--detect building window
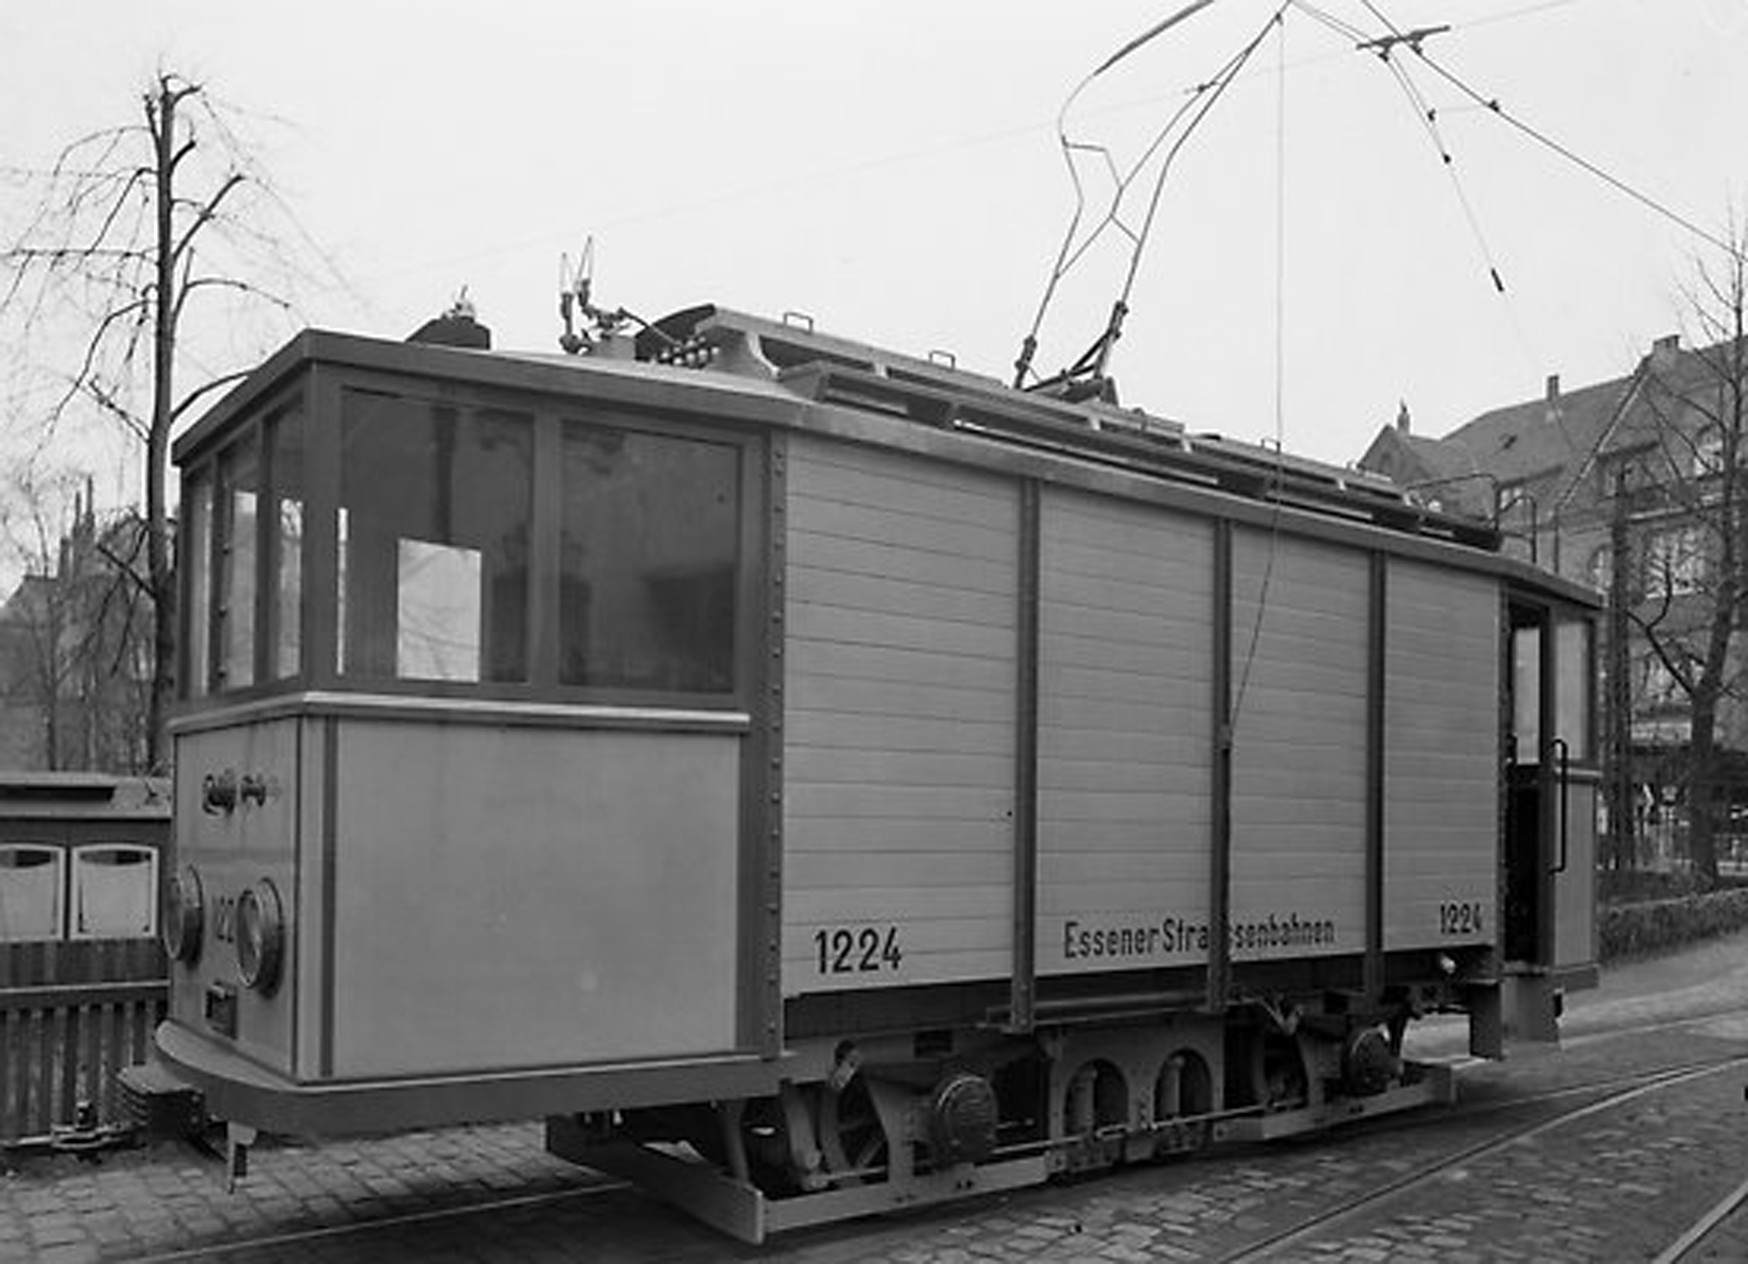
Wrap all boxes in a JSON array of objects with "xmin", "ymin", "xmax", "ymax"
[
  {"xmin": 1693, "ymin": 426, "xmax": 1726, "ymax": 476},
  {"xmin": 1640, "ymin": 655, "xmax": 1688, "ymax": 707},
  {"xmin": 1643, "ymin": 524, "xmax": 1703, "ymax": 596}
]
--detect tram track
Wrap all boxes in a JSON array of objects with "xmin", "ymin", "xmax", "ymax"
[
  {"xmin": 1220, "ymin": 1050, "xmax": 1748, "ymax": 1262},
  {"xmin": 95, "ymin": 1010, "xmax": 1748, "ymax": 1262},
  {"xmin": 114, "ymin": 1175, "xmax": 640, "ymax": 1263},
  {"xmin": 1652, "ymin": 1171, "xmax": 1748, "ymax": 1264}
]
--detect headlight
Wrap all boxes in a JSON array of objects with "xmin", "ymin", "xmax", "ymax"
[
  {"xmin": 235, "ymin": 879, "xmax": 285, "ymax": 995},
  {"xmin": 163, "ymin": 864, "xmax": 204, "ymax": 964}
]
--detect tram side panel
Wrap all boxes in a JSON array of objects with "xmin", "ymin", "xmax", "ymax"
[
  {"xmin": 1035, "ymin": 489, "xmax": 1214, "ymax": 975},
  {"xmin": 781, "ymin": 436, "xmax": 1018, "ymax": 993},
  {"xmin": 1382, "ymin": 561, "xmax": 1499, "ymax": 954},
  {"xmin": 1228, "ymin": 530, "xmax": 1368, "ymax": 962}
]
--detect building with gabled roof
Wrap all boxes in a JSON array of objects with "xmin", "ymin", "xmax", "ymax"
[{"xmin": 1358, "ymin": 332, "xmax": 1748, "ymax": 877}]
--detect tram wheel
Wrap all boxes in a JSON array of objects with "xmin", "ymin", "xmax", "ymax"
[{"xmin": 819, "ymin": 1078, "xmax": 889, "ymax": 1183}]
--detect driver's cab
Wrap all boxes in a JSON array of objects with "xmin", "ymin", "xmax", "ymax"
[{"xmin": 1502, "ymin": 594, "xmax": 1599, "ymax": 1040}]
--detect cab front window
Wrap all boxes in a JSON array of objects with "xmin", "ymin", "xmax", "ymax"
[{"xmin": 176, "ymin": 348, "xmax": 750, "ymax": 708}]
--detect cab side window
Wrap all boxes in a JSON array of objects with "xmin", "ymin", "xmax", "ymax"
[{"xmin": 558, "ymin": 421, "xmax": 740, "ymax": 693}]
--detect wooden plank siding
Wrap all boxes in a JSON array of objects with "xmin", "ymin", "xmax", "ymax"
[
  {"xmin": 1383, "ymin": 560, "xmax": 1500, "ymax": 950},
  {"xmin": 1035, "ymin": 490, "xmax": 1215, "ymax": 973},
  {"xmin": 782, "ymin": 437, "xmax": 1018, "ymax": 992},
  {"xmin": 1228, "ymin": 530, "xmax": 1369, "ymax": 959}
]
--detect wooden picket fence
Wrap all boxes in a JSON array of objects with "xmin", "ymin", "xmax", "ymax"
[{"xmin": 0, "ymin": 940, "xmax": 166, "ymax": 1145}]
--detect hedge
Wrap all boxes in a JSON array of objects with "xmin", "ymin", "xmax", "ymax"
[{"xmin": 1598, "ymin": 887, "xmax": 1748, "ymax": 962}]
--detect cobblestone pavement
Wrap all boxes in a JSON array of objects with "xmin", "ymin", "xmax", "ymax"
[{"xmin": 8, "ymin": 935, "xmax": 1748, "ymax": 1263}]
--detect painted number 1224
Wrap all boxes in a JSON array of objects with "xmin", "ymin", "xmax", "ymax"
[{"xmin": 813, "ymin": 926, "xmax": 903, "ymax": 975}]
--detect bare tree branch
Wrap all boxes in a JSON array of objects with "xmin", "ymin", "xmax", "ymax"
[
  {"xmin": 1, "ymin": 67, "xmax": 342, "ymax": 769},
  {"xmin": 170, "ymin": 367, "xmax": 252, "ymax": 422},
  {"xmin": 172, "ymin": 172, "xmax": 245, "ymax": 266},
  {"xmin": 84, "ymin": 378, "xmax": 149, "ymax": 442}
]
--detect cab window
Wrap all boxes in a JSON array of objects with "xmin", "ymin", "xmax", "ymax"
[
  {"xmin": 268, "ymin": 401, "xmax": 305, "ymax": 680},
  {"xmin": 214, "ymin": 437, "xmax": 260, "ymax": 690},
  {"xmin": 183, "ymin": 473, "xmax": 213, "ymax": 699},
  {"xmin": 338, "ymin": 390, "xmax": 532, "ymax": 684},
  {"xmin": 559, "ymin": 420, "xmax": 740, "ymax": 693}
]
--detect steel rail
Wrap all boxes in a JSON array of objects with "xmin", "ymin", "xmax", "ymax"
[
  {"xmin": 1219, "ymin": 1052, "xmax": 1748, "ymax": 1263},
  {"xmin": 115, "ymin": 1176, "xmax": 634, "ymax": 1263}
]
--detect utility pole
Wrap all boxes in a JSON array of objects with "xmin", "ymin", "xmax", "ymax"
[{"xmin": 1606, "ymin": 459, "xmax": 1635, "ymax": 871}]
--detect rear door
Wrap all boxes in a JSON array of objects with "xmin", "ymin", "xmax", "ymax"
[{"xmin": 1503, "ymin": 597, "xmax": 1598, "ymax": 1040}]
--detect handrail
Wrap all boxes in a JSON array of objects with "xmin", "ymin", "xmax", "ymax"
[{"xmin": 1549, "ymin": 736, "xmax": 1570, "ymax": 874}]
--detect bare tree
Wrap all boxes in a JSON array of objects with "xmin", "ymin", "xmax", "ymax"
[
  {"xmin": 1620, "ymin": 224, "xmax": 1748, "ymax": 885},
  {"xmin": 1, "ymin": 72, "xmax": 338, "ymax": 770}
]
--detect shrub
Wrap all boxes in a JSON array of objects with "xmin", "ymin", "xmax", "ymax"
[{"xmin": 1598, "ymin": 887, "xmax": 1748, "ymax": 962}]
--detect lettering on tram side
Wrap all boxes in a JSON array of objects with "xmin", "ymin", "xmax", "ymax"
[
  {"xmin": 813, "ymin": 925, "xmax": 904, "ymax": 976},
  {"xmin": 1062, "ymin": 916, "xmax": 1211, "ymax": 962},
  {"xmin": 1059, "ymin": 912, "xmax": 1342, "ymax": 962},
  {"xmin": 1438, "ymin": 899, "xmax": 1486, "ymax": 936},
  {"xmin": 1229, "ymin": 912, "xmax": 1339, "ymax": 953}
]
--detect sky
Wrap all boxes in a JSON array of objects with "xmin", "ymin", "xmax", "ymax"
[{"xmin": 1, "ymin": 0, "xmax": 1745, "ymax": 580}]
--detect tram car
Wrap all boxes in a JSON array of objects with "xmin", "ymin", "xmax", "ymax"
[{"xmin": 133, "ymin": 305, "xmax": 1599, "ymax": 1241}]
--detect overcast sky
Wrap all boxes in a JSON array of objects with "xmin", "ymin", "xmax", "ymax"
[{"xmin": 2, "ymin": 0, "xmax": 1745, "ymax": 555}]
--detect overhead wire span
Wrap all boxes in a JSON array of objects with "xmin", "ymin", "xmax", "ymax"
[
  {"xmin": 1379, "ymin": 39, "xmax": 1508, "ymax": 293},
  {"xmin": 1355, "ymin": 0, "xmax": 1729, "ymax": 255}
]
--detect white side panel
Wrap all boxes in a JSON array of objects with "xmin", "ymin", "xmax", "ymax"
[
  {"xmin": 1036, "ymin": 491, "xmax": 1214, "ymax": 974},
  {"xmin": 1229, "ymin": 532, "xmax": 1368, "ymax": 960},
  {"xmin": 782, "ymin": 437, "xmax": 1017, "ymax": 993},
  {"xmin": 1384, "ymin": 562, "xmax": 1500, "ymax": 951}
]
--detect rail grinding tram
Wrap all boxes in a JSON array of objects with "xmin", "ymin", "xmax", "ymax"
[{"xmin": 128, "ymin": 305, "xmax": 1600, "ymax": 1241}]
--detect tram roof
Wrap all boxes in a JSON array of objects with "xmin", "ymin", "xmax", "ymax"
[{"xmin": 175, "ymin": 308, "xmax": 1599, "ymax": 611}]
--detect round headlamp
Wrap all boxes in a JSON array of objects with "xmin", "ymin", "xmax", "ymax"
[
  {"xmin": 235, "ymin": 879, "xmax": 285, "ymax": 995},
  {"xmin": 162, "ymin": 864, "xmax": 205, "ymax": 964}
]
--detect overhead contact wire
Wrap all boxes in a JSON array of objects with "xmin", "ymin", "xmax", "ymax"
[
  {"xmin": 1377, "ymin": 50, "xmax": 1508, "ymax": 293},
  {"xmin": 1357, "ymin": 0, "xmax": 1727, "ymax": 254}
]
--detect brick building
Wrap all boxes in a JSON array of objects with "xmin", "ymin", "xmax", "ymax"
[{"xmin": 0, "ymin": 488, "xmax": 152, "ymax": 773}]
